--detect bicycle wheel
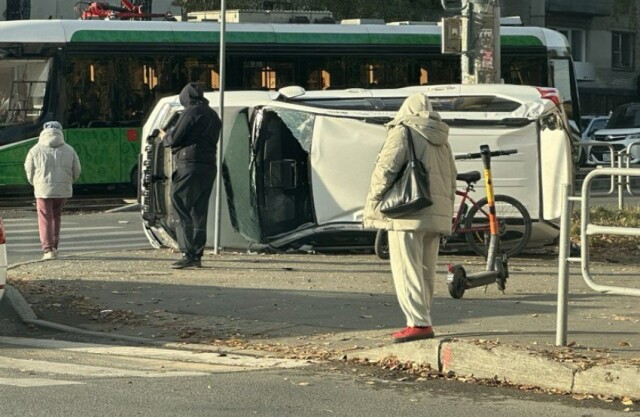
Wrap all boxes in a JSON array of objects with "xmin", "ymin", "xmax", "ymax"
[
  {"xmin": 463, "ymin": 194, "xmax": 532, "ymax": 258},
  {"xmin": 374, "ymin": 230, "xmax": 390, "ymax": 260}
]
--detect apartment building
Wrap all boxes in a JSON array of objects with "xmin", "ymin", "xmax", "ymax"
[{"xmin": 502, "ymin": 0, "xmax": 635, "ymax": 115}]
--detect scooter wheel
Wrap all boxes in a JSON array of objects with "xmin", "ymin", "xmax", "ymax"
[
  {"xmin": 374, "ymin": 230, "xmax": 390, "ymax": 260},
  {"xmin": 496, "ymin": 260, "xmax": 508, "ymax": 292},
  {"xmin": 447, "ymin": 264, "xmax": 466, "ymax": 299}
]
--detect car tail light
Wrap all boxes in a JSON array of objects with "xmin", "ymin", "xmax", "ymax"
[
  {"xmin": 536, "ymin": 87, "xmax": 562, "ymax": 107},
  {"xmin": 0, "ymin": 218, "xmax": 5, "ymax": 244}
]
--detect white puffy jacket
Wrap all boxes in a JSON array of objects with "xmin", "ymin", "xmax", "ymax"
[{"xmin": 24, "ymin": 127, "xmax": 81, "ymax": 198}]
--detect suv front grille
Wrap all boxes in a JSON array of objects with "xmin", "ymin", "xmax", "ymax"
[{"xmin": 593, "ymin": 134, "xmax": 627, "ymax": 142}]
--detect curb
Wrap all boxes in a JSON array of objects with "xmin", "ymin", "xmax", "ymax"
[
  {"xmin": 4, "ymin": 269, "xmax": 639, "ymax": 400},
  {"xmin": 5, "ymin": 283, "xmax": 162, "ymax": 345},
  {"xmin": 105, "ymin": 203, "xmax": 140, "ymax": 213},
  {"xmin": 357, "ymin": 339, "xmax": 639, "ymax": 400}
]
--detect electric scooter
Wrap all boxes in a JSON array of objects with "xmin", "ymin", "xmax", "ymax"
[{"xmin": 446, "ymin": 145, "xmax": 517, "ymax": 299}]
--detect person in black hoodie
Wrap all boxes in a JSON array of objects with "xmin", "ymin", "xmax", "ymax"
[{"xmin": 160, "ymin": 82, "xmax": 221, "ymax": 269}]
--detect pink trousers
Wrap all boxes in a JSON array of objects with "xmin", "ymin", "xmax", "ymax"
[{"xmin": 36, "ymin": 198, "xmax": 66, "ymax": 252}]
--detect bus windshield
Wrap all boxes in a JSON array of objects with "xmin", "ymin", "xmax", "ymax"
[
  {"xmin": 0, "ymin": 58, "xmax": 51, "ymax": 127},
  {"xmin": 550, "ymin": 58, "xmax": 576, "ymax": 122}
]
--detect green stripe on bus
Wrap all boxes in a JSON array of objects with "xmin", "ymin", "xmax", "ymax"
[
  {"xmin": 70, "ymin": 30, "xmax": 542, "ymax": 46},
  {"xmin": 71, "ymin": 30, "xmax": 176, "ymax": 43},
  {"xmin": 501, "ymin": 35, "xmax": 542, "ymax": 46},
  {"xmin": 275, "ymin": 32, "xmax": 372, "ymax": 44},
  {"xmin": 369, "ymin": 34, "xmax": 440, "ymax": 45}
]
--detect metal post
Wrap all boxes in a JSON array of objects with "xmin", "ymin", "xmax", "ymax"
[
  {"xmin": 555, "ymin": 183, "xmax": 572, "ymax": 346},
  {"xmin": 461, "ymin": 0, "xmax": 501, "ymax": 84},
  {"xmin": 213, "ymin": 0, "xmax": 226, "ymax": 255},
  {"xmin": 617, "ymin": 152, "xmax": 625, "ymax": 210},
  {"xmin": 493, "ymin": 1, "xmax": 501, "ymax": 83},
  {"xmin": 460, "ymin": 2, "xmax": 473, "ymax": 84}
]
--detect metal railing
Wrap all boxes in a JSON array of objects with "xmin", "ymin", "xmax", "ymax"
[
  {"xmin": 578, "ymin": 140, "xmax": 640, "ymax": 209},
  {"xmin": 556, "ymin": 169, "xmax": 640, "ymax": 346}
]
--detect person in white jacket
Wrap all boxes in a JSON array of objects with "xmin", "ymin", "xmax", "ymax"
[
  {"xmin": 24, "ymin": 121, "xmax": 81, "ymax": 260},
  {"xmin": 364, "ymin": 94, "xmax": 457, "ymax": 343}
]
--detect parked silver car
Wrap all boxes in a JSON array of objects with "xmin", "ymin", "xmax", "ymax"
[
  {"xmin": 580, "ymin": 115, "xmax": 609, "ymax": 166},
  {"xmin": 589, "ymin": 104, "xmax": 640, "ymax": 165}
]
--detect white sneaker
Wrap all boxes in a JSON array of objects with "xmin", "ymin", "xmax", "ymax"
[{"xmin": 42, "ymin": 251, "xmax": 57, "ymax": 260}]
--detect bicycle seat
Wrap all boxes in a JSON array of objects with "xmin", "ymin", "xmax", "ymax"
[{"xmin": 456, "ymin": 171, "xmax": 481, "ymax": 184}]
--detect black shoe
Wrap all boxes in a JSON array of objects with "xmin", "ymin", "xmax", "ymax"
[{"xmin": 171, "ymin": 255, "xmax": 201, "ymax": 269}]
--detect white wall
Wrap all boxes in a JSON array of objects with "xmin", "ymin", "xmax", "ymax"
[{"xmin": 2, "ymin": 0, "xmax": 180, "ymax": 20}]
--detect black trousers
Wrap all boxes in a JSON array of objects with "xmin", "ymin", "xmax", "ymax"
[{"xmin": 170, "ymin": 163, "xmax": 215, "ymax": 258}]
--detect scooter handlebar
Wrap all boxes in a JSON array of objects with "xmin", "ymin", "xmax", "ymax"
[{"xmin": 454, "ymin": 149, "xmax": 518, "ymax": 160}]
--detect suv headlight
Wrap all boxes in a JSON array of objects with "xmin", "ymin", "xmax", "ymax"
[{"xmin": 627, "ymin": 134, "xmax": 640, "ymax": 140}]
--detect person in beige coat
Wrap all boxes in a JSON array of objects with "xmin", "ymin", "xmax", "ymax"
[
  {"xmin": 364, "ymin": 94, "xmax": 457, "ymax": 343},
  {"xmin": 24, "ymin": 121, "xmax": 81, "ymax": 260}
]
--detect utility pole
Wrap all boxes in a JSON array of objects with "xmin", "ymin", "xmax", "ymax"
[{"xmin": 441, "ymin": 0, "xmax": 501, "ymax": 84}]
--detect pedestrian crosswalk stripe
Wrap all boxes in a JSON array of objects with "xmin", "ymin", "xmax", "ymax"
[
  {"xmin": 0, "ymin": 337, "xmax": 309, "ymax": 369},
  {"xmin": 0, "ymin": 378, "xmax": 84, "ymax": 387},
  {"xmin": 0, "ymin": 356, "xmax": 210, "ymax": 378}
]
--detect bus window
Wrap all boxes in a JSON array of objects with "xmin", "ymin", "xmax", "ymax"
[
  {"xmin": 65, "ymin": 57, "xmax": 114, "ymax": 127},
  {"xmin": 242, "ymin": 61, "xmax": 294, "ymax": 90},
  {"xmin": 0, "ymin": 58, "xmax": 51, "ymax": 127},
  {"xmin": 417, "ymin": 58, "xmax": 460, "ymax": 85},
  {"xmin": 550, "ymin": 58, "xmax": 574, "ymax": 121},
  {"xmin": 169, "ymin": 57, "xmax": 219, "ymax": 92},
  {"xmin": 306, "ymin": 68, "xmax": 331, "ymax": 90},
  {"xmin": 117, "ymin": 56, "xmax": 165, "ymax": 123},
  {"xmin": 366, "ymin": 58, "xmax": 426, "ymax": 88},
  {"xmin": 501, "ymin": 56, "xmax": 546, "ymax": 87}
]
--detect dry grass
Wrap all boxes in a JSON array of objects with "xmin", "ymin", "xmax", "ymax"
[{"xmin": 571, "ymin": 206, "xmax": 640, "ymax": 262}]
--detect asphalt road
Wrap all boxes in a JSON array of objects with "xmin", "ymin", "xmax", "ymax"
[{"xmin": 0, "ymin": 334, "xmax": 629, "ymax": 417}]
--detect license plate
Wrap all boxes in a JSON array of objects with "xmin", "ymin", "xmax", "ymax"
[{"xmin": 603, "ymin": 153, "xmax": 610, "ymax": 162}]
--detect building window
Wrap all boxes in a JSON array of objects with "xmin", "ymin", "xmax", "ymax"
[
  {"xmin": 555, "ymin": 28, "xmax": 586, "ymax": 62},
  {"xmin": 612, "ymin": 31, "xmax": 635, "ymax": 70}
]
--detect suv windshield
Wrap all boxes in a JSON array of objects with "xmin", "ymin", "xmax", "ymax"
[
  {"xmin": 295, "ymin": 95, "xmax": 521, "ymax": 113},
  {"xmin": 0, "ymin": 58, "xmax": 51, "ymax": 127},
  {"xmin": 607, "ymin": 104, "xmax": 640, "ymax": 129}
]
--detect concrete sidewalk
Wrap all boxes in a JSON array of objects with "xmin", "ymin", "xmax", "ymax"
[{"xmin": 4, "ymin": 248, "xmax": 640, "ymax": 400}]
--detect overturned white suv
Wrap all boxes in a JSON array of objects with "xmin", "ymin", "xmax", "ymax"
[{"xmin": 139, "ymin": 84, "xmax": 574, "ymax": 253}]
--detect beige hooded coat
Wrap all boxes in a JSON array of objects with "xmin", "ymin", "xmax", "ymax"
[{"xmin": 363, "ymin": 94, "xmax": 457, "ymax": 235}]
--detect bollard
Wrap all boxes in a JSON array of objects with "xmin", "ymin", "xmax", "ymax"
[{"xmin": 555, "ymin": 183, "xmax": 572, "ymax": 346}]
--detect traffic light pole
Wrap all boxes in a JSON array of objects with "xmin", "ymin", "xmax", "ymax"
[{"xmin": 458, "ymin": 0, "xmax": 501, "ymax": 84}]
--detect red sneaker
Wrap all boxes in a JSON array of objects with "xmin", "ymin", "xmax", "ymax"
[{"xmin": 392, "ymin": 326, "xmax": 435, "ymax": 343}]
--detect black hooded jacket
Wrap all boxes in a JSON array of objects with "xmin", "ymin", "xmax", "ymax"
[{"xmin": 163, "ymin": 83, "xmax": 221, "ymax": 167}]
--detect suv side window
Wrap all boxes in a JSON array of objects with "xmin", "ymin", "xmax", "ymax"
[{"xmin": 608, "ymin": 105, "xmax": 640, "ymax": 129}]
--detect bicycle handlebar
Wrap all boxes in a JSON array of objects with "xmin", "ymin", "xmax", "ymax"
[{"xmin": 454, "ymin": 149, "xmax": 518, "ymax": 160}]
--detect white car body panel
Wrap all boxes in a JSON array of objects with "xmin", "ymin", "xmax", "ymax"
[{"xmin": 140, "ymin": 84, "xmax": 573, "ymax": 252}]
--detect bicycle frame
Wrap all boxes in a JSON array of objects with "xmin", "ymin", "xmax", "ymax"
[{"xmin": 451, "ymin": 188, "xmax": 490, "ymax": 237}]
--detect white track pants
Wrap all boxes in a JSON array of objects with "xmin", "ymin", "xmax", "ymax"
[{"xmin": 388, "ymin": 230, "xmax": 440, "ymax": 327}]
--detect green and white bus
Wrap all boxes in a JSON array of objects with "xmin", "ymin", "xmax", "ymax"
[{"xmin": 0, "ymin": 19, "xmax": 580, "ymax": 191}]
